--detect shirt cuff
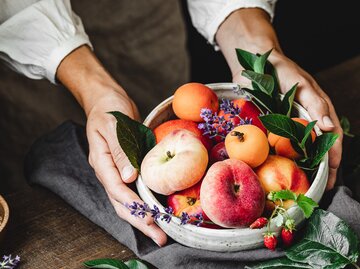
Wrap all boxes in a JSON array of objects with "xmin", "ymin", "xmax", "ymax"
[
  {"xmin": 45, "ymin": 34, "xmax": 93, "ymax": 84},
  {"xmin": 207, "ymin": 0, "xmax": 276, "ymax": 50}
]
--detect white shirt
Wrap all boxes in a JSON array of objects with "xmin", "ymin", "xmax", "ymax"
[{"xmin": 0, "ymin": 0, "xmax": 276, "ymax": 84}]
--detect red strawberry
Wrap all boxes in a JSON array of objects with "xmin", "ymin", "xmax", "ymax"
[
  {"xmin": 250, "ymin": 217, "xmax": 268, "ymax": 229},
  {"xmin": 264, "ymin": 233, "xmax": 277, "ymax": 251},
  {"xmin": 281, "ymin": 228, "xmax": 294, "ymax": 247}
]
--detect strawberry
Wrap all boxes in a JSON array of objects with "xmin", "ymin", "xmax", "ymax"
[
  {"xmin": 250, "ymin": 217, "xmax": 268, "ymax": 229},
  {"xmin": 281, "ymin": 228, "xmax": 294, "ymax": 247},
  {"xmin": 263, "ymin": 233, "xmax": 277, "ymax": 251}
]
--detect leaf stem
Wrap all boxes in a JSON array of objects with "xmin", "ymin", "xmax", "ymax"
[{"xmin": 353, "ymin": 263, "xmax": 360, "ymax": 269}]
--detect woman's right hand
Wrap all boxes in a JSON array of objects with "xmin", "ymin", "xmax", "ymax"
[{"xmin": 57, "ymin": 45, "xmax": 167, "ymax": 247}]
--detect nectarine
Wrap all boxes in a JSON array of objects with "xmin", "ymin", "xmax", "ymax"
[
  {"xmin": 218, "ymin": 98, "xmax": 266, "ymax": 134},
  {"xmin": 209, "ymin": 142, "xmax": 229, "ymax": 165},
  {"xmin": 172, "ymin": 83, "xmax": 219, "ymax": 122},
  {"xmin": 268, "ymin": 118, "xmax": 316, "ymax": 160},
  {"xmin": 225, "ymin": 125, "xmax": 269, "ymax": 168}
]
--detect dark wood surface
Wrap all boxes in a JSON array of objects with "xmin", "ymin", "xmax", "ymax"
[{"xmin": 1, "ymin": 55, "xmax": 359, "ymax": 268}]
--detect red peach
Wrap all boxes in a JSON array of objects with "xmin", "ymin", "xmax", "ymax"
[
  {"xmin": 154, "ymin": 119, "xmax": 212, "ymax": 151},
  {"xmin": 200, "ymin": 159, "xmax": 265, "ymax": 228},
  {"xmin": 255, "ymin": 155, "xmax": 310, "ymax": 209}
]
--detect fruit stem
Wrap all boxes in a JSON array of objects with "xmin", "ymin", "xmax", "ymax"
[
  {"xmin": 166, "ymin": 151, "xmax": 174, "ymax": 160},
  {"xmin": 231, "ymin": 131, "xmax": 245, "ymax": 142}
]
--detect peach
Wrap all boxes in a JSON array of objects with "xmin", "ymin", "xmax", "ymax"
[
  {"xmin": 218, "ymin": 98, "xmax": 266, "ymax": 134},
  {"xmin": 154, "ymin": 119, "xmax": 212, "ymax": 151},
  {"xmin": 172, "ymin": 83, "xmax": 219, "ymax": 122},
  {"xmin": 209, "ymin": 142, "xmax": 229, "ymax": 165},
  {"xmin": 200, "ymin": 159, "xmax": 265, "ymax": 228},
  {"xmin": 225, "ymin": 125, "xmax": 269, "ymax": 168},
  {"xmin": 167, "ymin": 181, "xmax": 216, "ymax": 228},
  {"xmin": 141, "ymin": 129, "xmax": 208, "ymax": 195},
  {"xmin": 268, "ymin": 118, "xmax": 316, "ymax": 160},
  {"xmin": 255, "ymin": 155, "xmax": 310, "ymax": 209}
]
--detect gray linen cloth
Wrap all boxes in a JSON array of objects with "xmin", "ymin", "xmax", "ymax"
[{"xmin": 24, "ymin": 121, "xmax": 360, "ymax": 269}]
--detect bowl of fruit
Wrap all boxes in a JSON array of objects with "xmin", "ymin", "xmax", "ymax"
[
  {"xmin": 133, "ymin": 80, "xmax": 333, "ymax": 252},
  {"xmin": 113, "ymin": 49, "xmax": 338, "ymax": 252}
]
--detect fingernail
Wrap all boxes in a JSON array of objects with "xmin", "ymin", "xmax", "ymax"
[
  {"xmin": 323, "ymin": 116, "xmax": 334, "ymax": 128},
  {"xmin": 121, "ymin": 165, "xmax": 134, "ymax": 181},
  {"xmin": 152, "ymin": 238, "xmax": 162, "ymax": 247}
]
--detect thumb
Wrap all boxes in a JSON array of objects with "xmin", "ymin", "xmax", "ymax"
[
  {"xmin": 297, "ymin": 90, "xmax": 334, "ymax": 132},
  {"xmin": 106, "ymin": 132, "xmax": 138, "ymax": 183}
]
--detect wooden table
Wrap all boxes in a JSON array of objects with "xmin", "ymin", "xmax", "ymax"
[{"xmin": 1, "ymin": 55, "xmax": 360, "ymax": 268}]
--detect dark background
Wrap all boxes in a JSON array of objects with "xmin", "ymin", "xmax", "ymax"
[{"xmin": 182, "ymin": 0, "xmax": 360, "ymax": 83}]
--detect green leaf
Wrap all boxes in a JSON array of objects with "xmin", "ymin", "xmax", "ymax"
[
  {"xmin": 286, "ymin": 209, "xmax": 360, "ymax": 269},
  {"xmin": 295, "ymin": 194, "xmax": 318, "ymax": 218},
  {"xmin": 245, "ymin": 257, "xmax": 314, "ymax": 269},
  {"xmin": 242, "ymin": 70, "xmax": 275, "ymax": 95},
  {"xmin": 300, "ymin": 121, "xmax": 317, "ymax": 148},
  {"xmin": 265, "ymin": 61, "xmax": 280, "ymax": 99},
  {"xmin": 340, "ymin": 116, "xmax": 355, "ymax": 137},
  {"xmin": 254, "ymin": 49, "xmax": 273, "ymax": 74},
  {"xmin": 109, "ymin": 111, "xmax": 156, "ymax": 171},
  {"xmin": 259, "ymin": 114, "xmax": 300, "ymax": 142},
  {"xmin": 242, "ymin": 87, "xmax": 275, "ymax": 113},
  {"xmin": 310, "ymin": 133, "xmax": 339, "ymax": 168},
  {"xmin": 124, "ymin": 260, "xmax": 148, "ymax": 269},
  {"xmin": 84, "ymin": 259, "xmax": 129, "ymax": 269},
  {"xmin": 273, "ymin": 190, "xmax": 297, "ymax": 201},
  {"xmin": 281, "ymin": 83, "xmax": 298, "ymax": 117},
  {"xmin": 236, "ymin": 48, "xmax": 258, "ymax": 70}
]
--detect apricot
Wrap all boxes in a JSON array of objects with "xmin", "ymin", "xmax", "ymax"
[
  {"xmin": 218, "ymin": 98, "xmax": 267, "ymax": 134},
  {"xmin": 154, "ymin": 119, "xmax": 212, "ymax": 151},
  {"xmin": 255, "ymin": 155, "xmax": 310, "ymax": 209},
  {"xmin": 225, "ymin": 125, "xmax": 269, "ymax": 168},
  {"xmin": 268, "ymin": 118, "xmax": 316, "ymax": 160},
  {"xmin": 172, "ymin": 83, "xmax": 219, "ymax": 122}
]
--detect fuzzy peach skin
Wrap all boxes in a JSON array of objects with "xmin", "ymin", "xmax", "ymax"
[
  {"xmin": 268, "ymin": 118, "xmax": 316, "ymax": 160},
  {"xmin": 200, "ymin": 159, "xmax": 265, "ymax": 228},
  {"xmin": 154, "ymin": 119, "xmax": 212, "ymax": 151},
  {"xmin": 172, "ymin": 83, "xmax": 219, "ymax": 122},
  {"xmin": 141, "ymin": 129, "xmax": 208, "ymax": 195},
  {"xmin": 255, "ymin": 155, "xmax": 310, "ymax": 209}
]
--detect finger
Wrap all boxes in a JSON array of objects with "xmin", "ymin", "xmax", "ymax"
[
  {"xmin": 326, "ymin": 168, "xmax": 337, "ymax": 190},
  {"xmin": 109, "ymin": 196, "xmax": 167, "ymax": 247},
  {"xmin": 296, "ymin": 85, "xmax": 334, "ymax": 132},
  {"xmin": 104, "ymin": 117, "xmax": 138, "ymax": 183}
]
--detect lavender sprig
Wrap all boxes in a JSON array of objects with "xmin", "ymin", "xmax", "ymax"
[
  {"xmin": 198, "ymin": 99, "xmax": 253, "ymax": 141},
  {"xmin": 0, "ymin": 255, "xmax": 20, "ymax": 269},
  {"xmin": 125, "ymin": 202, "xmax": 212, "ymax": 227}
]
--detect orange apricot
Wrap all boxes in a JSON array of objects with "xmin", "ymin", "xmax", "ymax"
[
  {"xmin": 172, "ymin": 83, "xmax": 219, "ymax": 122},
  {"xmin": 268, "ymin": 118, "xmax": 316, "ymax": 160},
  {"xmin": 225, "ymin": 125, "xmax": 269, "ymax": 168}
]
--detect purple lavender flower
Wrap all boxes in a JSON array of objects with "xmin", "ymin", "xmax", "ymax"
[
  {"xmin": 161, "ymin": 207, "xmax": 174, "ymax": 223},
  {"xmin": 1, "ymin": 255, "xmax": 20, "ymax": 269},
  {"xmin": 149, "ymin": 205, "xmax": 160, "ymax": 221},
  {"xmin": 192, "ymin": 213, "xmax": 204, "ymax": 227},
  {"xmin": 180, "ymin": 212, "xmax": 191, "ymax": 225}
]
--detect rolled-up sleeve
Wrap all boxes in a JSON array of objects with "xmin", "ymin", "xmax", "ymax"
[
  {"xmin": 187, "ymin": 0, "xmax": 277, "ymax": 49},
  {"xmin": 0, "ymin": 0, "xmax": 92, "ymax": 83}
]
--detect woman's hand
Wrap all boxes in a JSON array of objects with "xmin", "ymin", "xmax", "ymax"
[
  {"xmin": 216, "ymin": 8, "xmax": 343, "ymax": 189},
  {"xmin": 233, "ymin": 50, "xmax": 343, "ymax": 189},
  {"xmin": 57, "ymin": 45, "xmax": 167, "ymax": 246}
]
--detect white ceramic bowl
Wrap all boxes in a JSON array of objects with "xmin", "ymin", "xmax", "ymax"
[{"xmin": 136, "ymin": 83, "xmax": 328, "ymax": 252}]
